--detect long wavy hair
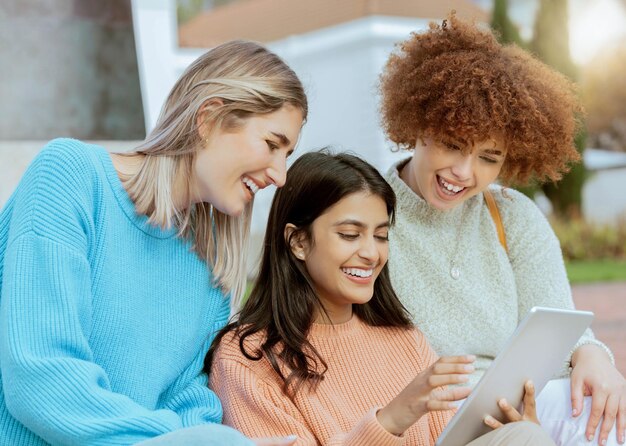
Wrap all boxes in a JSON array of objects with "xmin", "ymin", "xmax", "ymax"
[
  {"xmin": 121, "ymin": 40, "xmax": 307, "ymax": 307},
  {"xmin": 206, "ymin": 151, "xmax": 412, "ymax": 396}
]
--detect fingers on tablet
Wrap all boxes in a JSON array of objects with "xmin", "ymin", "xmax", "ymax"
[
  {"xmin": 438, "ymin": 355, "xmax": 476, "ymax": 364},
  {"xmin": 522, "ymin": 381, "xmax": 537, "ymax": 416},
  {"xmin": 498, "ymin": 398, "xmax": 522, "ymax": 422},
  {"xmin": 484, "ymin": 415, "xmax": 503, "ymax": 429},
  {"xmin": 432, "ymin": 358, "xmax": 475, "ymax": 375}
]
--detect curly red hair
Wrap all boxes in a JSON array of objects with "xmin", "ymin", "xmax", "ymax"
[{"xmin": 379, "ymin": 13, "xmax": 583, "ymax": 184}]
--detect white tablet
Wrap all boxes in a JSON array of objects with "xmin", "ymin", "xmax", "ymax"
[{"xmin": 435, "ymin": 306, "xmax": 593, "ymax": 446}]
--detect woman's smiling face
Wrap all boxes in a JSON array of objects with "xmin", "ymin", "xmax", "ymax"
[
  {"xmin": 191, "ymin": 104, "xmax": 304, "ymax": 216},
  {"xmin": 401, "ymin": 137, "xmax": 507, "ymax": 211},
  {"xmin": 294, "ymin": 191, "xmax": 390, "ymax": 324}
]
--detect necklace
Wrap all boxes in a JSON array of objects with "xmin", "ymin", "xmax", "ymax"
[{"xmin": 448, "ymin": 202, "xmax": 470, "ymax": 280}]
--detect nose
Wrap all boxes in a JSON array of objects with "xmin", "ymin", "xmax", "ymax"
[
  {"xmin": 450, "ymin": 153, "xmax": 473, "ymax": 181},
  {"xmin": 266, "ymin": 152, "xmax": 287, "ymax": 188},
  {"xmin": 358, "ymin": 237, "xmax": 379, "ymax": 263}
]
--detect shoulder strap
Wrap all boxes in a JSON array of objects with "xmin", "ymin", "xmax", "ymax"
[{"xmin": 483, "ymin": 189, "xmax": 508, "ymax": 254}]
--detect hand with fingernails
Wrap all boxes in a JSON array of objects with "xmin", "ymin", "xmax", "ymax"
[
  {"xmin": 483, "ymin": 380, "xmax": 539, "ymax": 430},
  {"xmin": 376, "ymin": 355, "xmax": 475, "ymax": 436},
  {"xmin": 570, "ymin": 344, "xmax": 626, "ymax": 445}
]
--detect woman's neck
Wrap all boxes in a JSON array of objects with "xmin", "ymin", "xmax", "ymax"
[
  {"xmin": 110, "ymin": 152, "xmax": 190, "ymax": 212},
  {"xmin": 110, "ymin": 152, "xmax": 144, "ymax": 179},
  {"xmin": 398, "ymin": 157, "xmax": 423, "ymax": 199},
  {"xmin": 313, "ymin": 304, "xmax": 353, "ymax": 325}
]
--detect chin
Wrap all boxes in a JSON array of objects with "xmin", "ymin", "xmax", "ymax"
[
  {"xmin": 214, "ymin": 201, "xmax": 246, "ymax": 217},
  {"xmin": 432, "ymin": 201, "xmax": 457, "ymax": 211},
  {"xmin": 427, "ymin": 193, "xmax": 461, "ymax": 211},
  {"xmin": 351, "ymin": 292, "xmax": 375, "ymax": 306},
  {"xmin": 226, "ymin": 206, "xmax": 246, "ymax": 217}
]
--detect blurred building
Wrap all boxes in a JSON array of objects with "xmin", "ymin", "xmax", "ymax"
[
  {"xmin": 178, "ymin": 0, "xmax": 487, "ymax": 47},
  {"xmin": 0, "ymin": 0, "xmax": 145, "ymax": 141},
  {"xmin": 583, "ymin": 149, "xmax": 626, "ymax": 225},
  {"xmin": 0, "ymin": 0, "xmax": 144, "ymax": 204}
]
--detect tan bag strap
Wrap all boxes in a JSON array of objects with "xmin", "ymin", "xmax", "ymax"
[{"xmin": 484, "ymin": 189, "xmax": 508, "ymax": 253}]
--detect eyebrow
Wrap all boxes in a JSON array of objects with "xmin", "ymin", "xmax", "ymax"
[
  {"xmin": 483, "ymin": 148, "xmax": 504, "ymax": 156},
  {"xmin": 270, "ymin": 132, "xmax": 291, "ymax": 146},
  {"xmin": 333, "ymin": 219, "xmax": 390, "ymax": 229}
]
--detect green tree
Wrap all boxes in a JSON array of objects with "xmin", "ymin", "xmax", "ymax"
[
  {"xmin": 490, "ymin": 0, "xmax": 524, "ymax": 46},
  {"xmin": 531, "ymin": 0, "xmax": 586, "ymax": 217},
  {"xmin": 490, "ymin": 0, "xmax": 539, "ymax": 199},
  {"xmin": 581, "ymin": 42, "xmax": 626, "ymax": 152},
  {"xmin": 490, "ymin": 0, "xmax": 586, "ymax": 216}
]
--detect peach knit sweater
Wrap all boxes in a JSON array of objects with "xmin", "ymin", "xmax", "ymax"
[{"xmin": 210, "ymin": 316, "xmax": 454, "ymax": 446}]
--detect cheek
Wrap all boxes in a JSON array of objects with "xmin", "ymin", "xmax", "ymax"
[
  {"xmin": 413, "ymin": 152, "xmax": 431, "ymax": 173},
  {"xmin": 473, "ymin": 161, "xmax": 501, "ymax": 184},
  {"xmin": 247, "ymin": 149, "xmax": 274, "ymax": 172},
  {"xmin": 485, "ymin": 164, "xmax": 504, "ymax": 183},
  {"xmin": 303, "ymin": 250, "xmax": 331, "ymax": 278},
  {"xmin": 379, "ymin": 245, "xmax": 389, "ymax": 268}
]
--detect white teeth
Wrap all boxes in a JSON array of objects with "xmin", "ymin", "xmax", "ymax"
[
  {"xmin": 242, "ymin": 176, "xmax": 259, "ymax": 195},
  {"xmin": 439, "ymin": 177, "xmax": 465, "ymax": 194},
  {"xmin": 341, "ymin": 268, "xmax": 374, "ymax": 278}
]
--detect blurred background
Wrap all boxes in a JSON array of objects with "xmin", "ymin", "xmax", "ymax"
[{"xmin": 1, "ymin": 0, "xmax": 624, "ymax": 372}]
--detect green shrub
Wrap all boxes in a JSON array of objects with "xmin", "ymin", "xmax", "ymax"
[
  {"xmin": 566, "ymin": 259, "xmax": 626, "ymax": 283},
  {"xmin": 551, "ymin": 217, "xmax": 626, "ymax": 261}
]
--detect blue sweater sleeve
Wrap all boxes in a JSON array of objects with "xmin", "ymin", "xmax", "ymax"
[
  {"xmin": 0, "ymin": 140, "xmax": 249, "ymax": 445},
  {"xmin": 159, "ymin": 336, "xmax": 224, "ymax": 427}
]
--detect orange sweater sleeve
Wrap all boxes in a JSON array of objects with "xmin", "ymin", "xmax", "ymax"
[
  {"xmin": 414, "ymin": 329, "xmax": 456, "ymax": 444},
  {"xmin": 211, "ymin": 357, "xmax": 406, "ymax": 446}
]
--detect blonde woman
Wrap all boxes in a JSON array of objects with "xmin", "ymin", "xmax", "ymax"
[{"xmin": 0, "ymin": 41, "xmax": 306, "ymax": 446}]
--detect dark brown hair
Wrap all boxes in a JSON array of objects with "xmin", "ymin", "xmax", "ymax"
[
  {"xmin": 380, "ymin": 13, "xmax": 583, "ymax": 185},
  {"xmin": 205, "ymin": 151, "xmax": 412, "ymax": 396}
]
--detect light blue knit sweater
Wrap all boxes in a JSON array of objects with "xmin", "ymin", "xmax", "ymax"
[{"xmin": 0, "ymin": 139, "xmax": 250, "ymax": 445}]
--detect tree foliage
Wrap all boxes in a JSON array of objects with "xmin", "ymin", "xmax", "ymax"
[
  {"xmin": 581, "ymin": 42, "xmax": 626, "ymax": 152},
  {"xmin": 490, "ymin": 0, "xmax": 525, "ymax": 46},
  {"xmin": 530, "ymin": 0, "xmax": 577, "ymax": 79},
  {"xmin": 531, "ymin": 0, "xmax": 586, "ymax": 217},
  {"xmin": 490, "ymin": 0, "xmax": 586, "ymax": 217}
]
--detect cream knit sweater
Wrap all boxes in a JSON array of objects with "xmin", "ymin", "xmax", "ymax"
[
  {"xmin": 210, "ymin": 316, "xmax": 454, "ymax": 446},
  {"xmin": 385, "ymin": 159, "xmax": 611, "ymax": 387}
]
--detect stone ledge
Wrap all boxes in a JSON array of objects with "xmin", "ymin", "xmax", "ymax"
[{"xmin": 0, "ymin": 140, "xmax": 141, "ymax": 206}]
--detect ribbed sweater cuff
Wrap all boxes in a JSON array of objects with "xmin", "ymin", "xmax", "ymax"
[
  {"xmin": 344, "ymin": 408, "xmax": 405, "ymax": 446},
  {"xmin": 569, "ymin": 339, "xmax": 615, "ymax": 367}
]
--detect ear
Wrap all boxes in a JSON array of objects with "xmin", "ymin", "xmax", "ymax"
[
  {"xmin": 196, "ymin": 98, "xmax": 225, "ymax": 140},
  {"xmin": 284, "ymin": 223, "xmax": 308, "ymax": 260}
]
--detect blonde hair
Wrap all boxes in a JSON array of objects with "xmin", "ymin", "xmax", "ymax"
[{"xmin": 123, "ymin": 40, "xmax": 307, "ymax": 309}]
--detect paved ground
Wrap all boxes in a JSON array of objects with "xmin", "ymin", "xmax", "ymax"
[{"xmin": 571, "ymin": 282, "xmax": 626, "ymax": 374}]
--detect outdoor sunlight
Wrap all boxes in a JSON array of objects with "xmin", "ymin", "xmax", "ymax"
[{"xmin": 569, "ymin": 0, "xmax": 626, "ymax": 65}]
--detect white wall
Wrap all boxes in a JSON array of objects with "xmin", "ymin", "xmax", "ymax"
[
  {"xmin": 583, "ymin": 169, "xmax": 626, "ymax": 225},
  {"xmin": 267, "ymin": 16, "xmax": 429, "ymax": 170}
]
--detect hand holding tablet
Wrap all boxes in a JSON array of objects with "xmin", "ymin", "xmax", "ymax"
[
  {"xmin": 483, "ymin": 380, "xmax": 540, "ymax": 429},
  {"xmin": 376, "ymin": 355, "xmax": 476, "ymax": 436},
  {"xmin": 435, "ymin": 307, "xmax": 594, "ymax": 446}
]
